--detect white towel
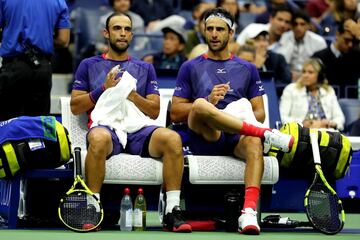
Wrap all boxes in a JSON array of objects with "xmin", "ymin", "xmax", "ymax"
[
  {"xmin": 90, "ymin": 71, "xmax": 153, "ymax": 148},
  {"xmin": 221, "ymin": 98, "xmax": 265, "ymax": 127}
]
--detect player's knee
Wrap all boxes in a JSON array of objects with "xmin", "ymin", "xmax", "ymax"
[
  {"xmin": 162, "ymin": 130, "xmax": 182, "ymax": 154},
  {"xmin": 87, "ymin": 128, "xmax": 112, "ymax": 150},
  {"xmin": 192, "ymin": 98, "xmax": 211, "ymax": 116},
  {"xmin": 244, "ymin": 137, "xmax": 263, "ymax": 154}
]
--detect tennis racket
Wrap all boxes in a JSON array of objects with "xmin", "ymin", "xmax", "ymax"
[
  {"xmin": 58, "ymin": 147, "xmax": 104, "ymax": 232},
  {"xmin": 304, "ymin": 131, "xmax": 345, "ymax": 234}
]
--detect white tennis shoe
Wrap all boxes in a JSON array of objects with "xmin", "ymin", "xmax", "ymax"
[
  {"xmin": 238, "ymin": 208, "xmax": 260, "ymax": 235},
  {"xmin": 263, "ymin": 129, "xmax": 294, "ymax": 153}
]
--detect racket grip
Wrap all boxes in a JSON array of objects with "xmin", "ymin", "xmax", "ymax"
[{"xmin": 74, "ymin": 147, "xmax": 82, "ymax": 175}]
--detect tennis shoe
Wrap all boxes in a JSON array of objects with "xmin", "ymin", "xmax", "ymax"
[
  {"xmin": 163, "ymin": 206, "xmax": 192, "ymax": 232},
  {"xmin": 263, "ymin": 129, "xmax": 294, "ymax": 153},
  {"xmin": 238, "ymin": 208, "xmax": 260, "ymax": 235},
  {"xmin": 82, "ymin": 204, "xmax": 98, "ymax": 230}
]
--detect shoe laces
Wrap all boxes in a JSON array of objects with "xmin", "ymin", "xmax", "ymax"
[{"xmin": 241, "ymin": 208, "xmax": 257, "ymax": 216}]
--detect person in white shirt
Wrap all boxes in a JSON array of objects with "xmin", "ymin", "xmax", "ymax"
[
  {"xmin": 276, "ymin": 10, "xmax": 327, "ymax": 80},
  {"xmin": 236, "ymin": 5, "xmax": 293, "ymax": 50},
  {"xmin": 280, "ymin": 58, "xmax": 345, "ymax": 130}
]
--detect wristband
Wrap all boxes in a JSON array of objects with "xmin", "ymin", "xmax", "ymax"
[{"xmin": 89, "ymin": 84, "xmax": 105, "ymax": 103}]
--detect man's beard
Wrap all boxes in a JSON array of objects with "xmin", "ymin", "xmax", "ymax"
[
  {"xmin": 206, "ymin": 37, "xmax": 229, "ymax": 52},
  {"xmin": 109, "ymin": 39, "xmax": 129, "ymax": 53}
]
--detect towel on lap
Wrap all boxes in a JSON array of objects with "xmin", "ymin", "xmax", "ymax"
[{"xmin": 90, "ymin": 71, "xmax": 154, "ymax": 148}]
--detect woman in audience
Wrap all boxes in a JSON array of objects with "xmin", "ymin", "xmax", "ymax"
[{"xmin": 280, "ymin": 58, "xmax": 345, "ymax": 130}]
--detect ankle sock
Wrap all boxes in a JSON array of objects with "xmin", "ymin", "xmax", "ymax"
[
  {"xmin": 240, "ymin": 121, "xmax": 271, "ymax": 138},
  {"xmin": 165, "ymin": 190, "xmax": 181, "ymax": 214}
]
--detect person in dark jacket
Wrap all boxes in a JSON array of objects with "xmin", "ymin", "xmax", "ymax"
[
  {"xmin": 312, "ymin": 20, "xmax": 360, "ymax": 98},
  {"xmin": 143, "ymin": 26, "xmax": 187, "ymax": 75}
]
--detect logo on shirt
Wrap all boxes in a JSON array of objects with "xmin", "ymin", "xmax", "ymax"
[
  {"xmin": 175, "ymin": 86, "xmax": 182, "ymax": 91},
  {"xmin": 216, "ymin": 68, "xmax": 226, "ymax": 74},
  {"xmin": 259, "ymin": 85, "xmax": 264, "ymax": 91}
]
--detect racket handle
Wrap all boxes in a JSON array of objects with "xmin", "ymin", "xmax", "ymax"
[
  {"xmin": 310, "ymin": 131, "xmax": 321, "ymax": 165},
  {"xmin": 74, "ymin": 147, "xmax": 82, "ymax": 175}
]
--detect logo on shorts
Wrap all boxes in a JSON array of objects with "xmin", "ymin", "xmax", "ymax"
[{"xmin": 259, "ymin": 85, "xmax": 264, "ymax": 91}]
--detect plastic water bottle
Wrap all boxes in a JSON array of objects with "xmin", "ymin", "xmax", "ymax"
[
  {"xmin": 119, "ymin": 187, "xmax": 133, "ymax": 231},
  {"xmin": 133, "ymin": 188, "xmax": 147, "ymax": 231}
]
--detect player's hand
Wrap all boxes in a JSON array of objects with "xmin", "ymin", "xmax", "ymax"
[
  {"xmin": 104, "ymin": 65, "xmax": 121, "ymax": 89},
  {"xmin": 207, "ymin": 84, "xmax": 230, "ymax": 105}
]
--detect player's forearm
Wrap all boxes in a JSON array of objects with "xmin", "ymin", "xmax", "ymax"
[
  {"xmin": 127, "ymin": 91, "xmax": 160, "ymax": 119},
  {"xmin": 70, "ymin": 92, "xmax": 95, "ymax": 115},
  {"xmin": 170, "ymin": 102, "xmax": 193, "ymax": 123}
]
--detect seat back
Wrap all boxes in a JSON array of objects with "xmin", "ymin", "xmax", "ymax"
[
  {"xmin": 262, "ymin": 78, "xmax": 281, "ymax": 129},
  {"xmin": 338, "ymin": 98, "xmax": 360, "ymax": 131}
]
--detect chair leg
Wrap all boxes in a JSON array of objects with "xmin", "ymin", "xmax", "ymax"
[{"xmin": 7, "ymin": 175, "xmax": 21, "ymax": 229}]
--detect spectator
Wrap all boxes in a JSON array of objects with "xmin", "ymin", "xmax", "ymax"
[
  {"xmin": 96, "ymin": 0, "xmax": 145, "ymax": 54},
  {"xmin": 319, "ymin": 0, "xmax": 360, "ymax": 39},
  {"xmin": 130, "ymin": 0, "xmax": 185, "ymax": 33},
  {"xmin": 216, "ymin": 0, "xmax": 244, "ymax": 34},
  {"xmin": 70, "ymin": 12, "xmax": 191, "ymax": 232},
  {"xmin": 255, "ymin": 0, "xmax": 298, "ymax": 24},
  {"xmin": 170, "ymin": 8, "xmax": 294, "ymax": 235},
  {"xmin": 242, "ymin": 27, "xmax": 292, "ymax": 84},
  {"xmin": 312, "ymin": 20, "xmax": 360, "ymax": 98},
  {"xmin": 187, "ymin": 43, "xmax": 208, "ymax": 59},
  {"xmin": 183, "ymin": 2, "xmax": 213, "ymax": 30},
  {"xmin": 238, "ymin": 0, "xmax": 267, "ymax": 14},
  {"xmin": 184, "ymin": 9, "xmax": 208, "ymax": 57},
  {"xmin": 276, "ymin": 10, "xmax": 327, "ymax": 80},
  {"xmin": 237, "ymin": 43, "xmax": 257, "ymax": 63},
  {"xmin": 142, "ymin": 26, "xmax": 187, "ymax": 74},
  {"xmin": 305, "ymin": 0, "xmax": 331, "ymax": 21},
  {"xmin": 280, "ymin": 58, "xmax": 345, "ymax": 130},
  {"xmin": 237, "ymin": 4, "xmax": 293, "ymax": 50},
  {"xmin": 0, "ymin": 0, "xmax": 71, "ymax": 121}
]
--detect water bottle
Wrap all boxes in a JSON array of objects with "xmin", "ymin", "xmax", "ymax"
[
  {"xmin": 119, "ymin": 187, "xmax": 133, "ymax": 231},
  {"xmin": 224, "ymin": 191, "xmax": 241, "ymax": 232},
  {"xmin": 133, "ymin": 188, "xmax": 147, "ymax": 231}
]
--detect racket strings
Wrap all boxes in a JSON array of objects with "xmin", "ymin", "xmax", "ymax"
[
  {"xmin": 307, "ymin": 183, "xmax": 341, "ymax": 232},
  {"xmin": 60, "ymin": 191, "xmax": 102, "ymax": 230}
]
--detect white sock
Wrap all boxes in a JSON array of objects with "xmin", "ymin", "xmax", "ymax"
[
  {"xmin": 87, "ymin": 193, "xmax": 100, "ymax": 212},
  {"xmin": 165, "ymin": 190, "xmax": 180, "ymax": 214}
]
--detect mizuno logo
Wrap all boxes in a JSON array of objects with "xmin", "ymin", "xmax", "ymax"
[{"xmin": 217, "ymin": 68, "xmax": 226, "ymax": 73}]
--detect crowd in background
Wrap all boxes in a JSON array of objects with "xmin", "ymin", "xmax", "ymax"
[{"xmin": 33, "ymin": 0, "xmax": 360, "ymax": 133}]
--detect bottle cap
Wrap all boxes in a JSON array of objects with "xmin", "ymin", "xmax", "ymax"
[
  {"xmin": 138, "ymin": 188, "xmax": 143, "ymax": 194},
  {"xmin": 124, "ymin": 187, "xmax": 130, "ymax": 194}
]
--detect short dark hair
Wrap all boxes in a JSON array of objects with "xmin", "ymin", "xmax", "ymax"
[
  {"xmin": 105, "ymin": 12, "xmax": 132, "ymax": 30},
  {"xmin": 271, "ymin": 4, "xmax": 293, "ymax": 18},
  {"xmin": 204, "ymin": 7, "xmax": 235, "ymax": 31},
  {"xmin": 292, "ymin": 10, "xmax": 310, "ymax": 25},
  {"xmin": 108, "ymin": 0, "xmax": 132, "ymax": 7}
]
